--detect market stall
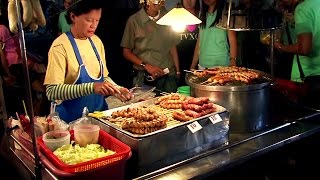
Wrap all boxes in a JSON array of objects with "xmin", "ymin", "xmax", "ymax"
[{"xmin": 4, "ymin": 0, "xmax": 320, "ymax": 179}]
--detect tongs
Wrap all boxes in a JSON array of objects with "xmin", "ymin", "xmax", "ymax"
[{"xmin": 183, "ymin": 69, "xmax": 204, "ymax": 73}]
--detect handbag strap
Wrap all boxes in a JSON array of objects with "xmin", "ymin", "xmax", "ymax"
[{"xmin": 285, "ymin": 21, "xmax": 305, "ymax": 80}]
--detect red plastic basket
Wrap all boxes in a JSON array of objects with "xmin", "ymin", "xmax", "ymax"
[{"xmin": 37, "ymin": 130, "xmax": 131, "ymax": 174}]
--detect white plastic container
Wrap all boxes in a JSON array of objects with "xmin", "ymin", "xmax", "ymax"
[
  {"xmin": 42, "ymin": 130, "xmax": 70, "ymax": 151},
  {"xmin": 73, "ymin": 124, "xmax": 100, "ymax": 147}
]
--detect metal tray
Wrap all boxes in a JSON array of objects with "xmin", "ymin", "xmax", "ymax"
[
  {"xmin": 93, "ymin": 97, "xmax": 230, "ymax": 176},
  {"xmin": 97, "ymin": 97, "xmax": 227, "ymax": 138}
]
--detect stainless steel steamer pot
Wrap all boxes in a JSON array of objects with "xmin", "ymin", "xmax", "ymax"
[{"xmin": 186, "ymin": 70, "xmax": 272, "ymax": 133}]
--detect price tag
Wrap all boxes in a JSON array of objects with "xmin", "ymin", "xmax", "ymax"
[
  {"xmin": 209, "ymin": 114, "xmax": 223, "ymax": 124},
  {"xmin": 187, "ymin": 121, "xmax": 202, "ymax": 133}
]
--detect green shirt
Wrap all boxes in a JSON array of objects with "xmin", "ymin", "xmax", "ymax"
[
  {"xmin": 120, "ymin": 8, "xmax": 179, "ymax": 75},
  {"xmin": 291, "ymin": 0, "xmax": 320, "ymax": 81},
  {"xmin": 58, "ymin": 11, "xmax": 71, "ymax": 33},
  {"xmin": 199, "ymin": 11, "xmax": 229, "ymax": 68}
]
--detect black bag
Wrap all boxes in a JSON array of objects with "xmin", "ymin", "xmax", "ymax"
[
  {"xmin": 274, "ymin": 22, "xmax": 307, "ymax": 104},
  {"xmin": 275, "ymin": 22, "xmax": 320, "ymax": 108}
]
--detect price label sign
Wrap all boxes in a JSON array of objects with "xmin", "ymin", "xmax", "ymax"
[
  {"xmin": 187, "ymin": 121, "xmax": 202, "ymax": 133},
  {"xmin": 209, "ymin": 114, "xmax": 223, "ymax": 125}
]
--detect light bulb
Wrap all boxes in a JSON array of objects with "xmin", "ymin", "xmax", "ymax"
[{"xmin": 172, "ymin": 24, "xmax": 185, "ymax": 32}]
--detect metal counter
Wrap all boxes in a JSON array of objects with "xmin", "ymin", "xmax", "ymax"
[
  {"xmin": 134, "ymin": 105, "xmax": 320, "ymax": 180},
  {"xmin": 2, "ymin": 93, "xmax": 320, "ymax": 180}
]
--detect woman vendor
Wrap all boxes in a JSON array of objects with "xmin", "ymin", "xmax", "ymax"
[{"xmin": 44, "ymin": 0, "xmax": 132, "ymax": 122}]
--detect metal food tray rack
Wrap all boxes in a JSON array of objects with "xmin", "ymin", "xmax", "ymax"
[{"xmin": 93, "ymin": 97, "xmax": 230, "ymax": 177}]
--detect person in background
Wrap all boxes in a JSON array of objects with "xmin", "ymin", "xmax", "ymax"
[
  {"xmin": 0, "ymin": 16, "xmax": 21, "ymax": 86},
  {"xmin": 270, "ymin": 0, "xmax": 299, "ymax": 79},
  {"xmin": 177, "ymin": 0, "xmax": 201, "ymax": 86},
  {"xmin": 190, "ymin": 0, "xmax": 237, "ymax": 70},
  {"xmin": 121, "ymin": 0, "xmax": 180, "ymax": 93},
  {"xmin": 58, "ymin": 0, "xmax": 72, "ymax": 35},
  {"xmin": 0, "ymin": 16, "xmax": 26, "ymax": 116},
  {"xmin": 274, "ymin": 0, "xmax": 320, "ymax": 109},
  {"xmin": 44, "ymin": 0, "xmax": 132, "ymax": 123}
]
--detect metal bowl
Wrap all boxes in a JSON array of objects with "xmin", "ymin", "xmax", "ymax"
[{"xmin": 186, "ymin": 69, "xmax": 273, "ymax": 133}]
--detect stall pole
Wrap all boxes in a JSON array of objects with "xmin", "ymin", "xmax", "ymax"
[
  {"xmin": 270, "ymin": 30, "xmax": 275, "ymax": 78},
  {"xmin": 14, "ymin": 0, "xmax": 42, "ymax": 179},
  {"xmin": 226, "ymin": 0, "xmax": 232, "ymax": 29}
]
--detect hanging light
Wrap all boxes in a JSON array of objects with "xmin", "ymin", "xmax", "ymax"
[{"xmin": 156, "ymin": 3, "xmax": 202, "ymax": 32}]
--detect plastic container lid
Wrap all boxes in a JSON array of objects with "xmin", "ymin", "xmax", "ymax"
[
  {"xmin": 73, "ymin": 124, "xmax": 100, "ymax": 132},
  {"xmin": 42, "ymin": 130, "xmax": 70, "ymax": 151}
]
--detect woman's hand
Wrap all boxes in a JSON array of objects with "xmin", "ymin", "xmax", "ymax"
[
  {"xmin": 3, "ymin": 75, "xmax": 16, "ymax": 87},
  {"xmin": 274, "ymin": 42, "xmax": 283, "ymax": 51},
  {"xmin": 176, "ymin": 71, "xmax": 181, "ymax": 79},
  {"xmin": 93, "ymin": 82, "xmax": 121, "ymax": 96},
  {"xmin": 230, "ymin": 60, "xmax": 237, "ymax": 67},
  {"xmin": 115, "ymin": 88, "xmax": 134, "ymax": 102},
  {"xmin": 229, "ymin": 58, "xmax": 237, "ymax": 66}
]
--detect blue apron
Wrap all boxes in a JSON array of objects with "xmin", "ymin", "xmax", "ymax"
[{"xmin": 56, "ymin": 32, "xmax": 108, "ymax": 123}]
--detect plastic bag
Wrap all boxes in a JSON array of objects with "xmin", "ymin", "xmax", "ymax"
[
  {"xmin": 48, "ymin": 112, "xmax": 69, "ymax": 131},
  {"xmin": 68, "ymin": 107, "xmax": 95, "ymax": 130},
  {"xmin": 34, "ymin": 113, "xmax": 69, "ymax": 135}
]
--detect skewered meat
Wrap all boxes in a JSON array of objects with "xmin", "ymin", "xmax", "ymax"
[
  {"xmin": 155, "ymin": 93, "xmax": 183, "ymax": 104},
  {"xmin": 172, "ymin": 111, "xmax": 193, "ymax": 122},
  {"xmin": 193, "ymin": 67, "xmax": 262, "ymax": 85},
  {"xmin": 185, "ymin": 109, "xmax": 202, "ymax": 118},
  {"xmin": 160, "ymin": 101, "xmax": 182, "ymax": 109},
  {"xmin": 187, "ymin": 97, "xmax": 209, "ymax": 105},
  {"xmin": 121, "ymin": 114, "xmax": 168, "ymax": 135},
  {"xmin": 182, "ymin": 102, "xmax": 214, "ymax": 112},
  {"xmin": 111, "ymin": 107, "xmax": 160, "ymax": 121},
  {"xmin": 156, "ymin": 93, "xmax": 185, "ymax": 109},
  {"xmin": 124, "ymin": 125, "xmax": 166, "ymax": 135}
]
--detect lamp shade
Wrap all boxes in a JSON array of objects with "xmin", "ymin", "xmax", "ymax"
[{"xmin": 156, "ymin": 7, "xmax": 202, "ymax": 26}]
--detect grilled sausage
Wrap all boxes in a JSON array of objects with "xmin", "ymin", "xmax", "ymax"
[
  {"xmin": 8, "ymin": 0, "xmax": 18, "ymax": 33},
  {"xmin": 21, "ymin": 0, "xmax": 32, "ymax": 27},
  {"xmin": 172, "ymin": 111, "xmax": 193, "ymax": 122},
  {"xmin": 187, "ymin": 97, "xmax": 209, "ymax": 105},
  {"xmin": 31, "ymin": 0, "xmax": 46, "ymax": 26}
]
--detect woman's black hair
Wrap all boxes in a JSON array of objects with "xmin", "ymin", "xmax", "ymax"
[
  {"xmin": 181, "ymin": 0, "xmax": 201, "ymax": 15},
  {"xmin": 65, "ymin": 0, "xmax": 103, "ymax": 24},
  {"xmin": 199, "ymin": 0, "xmax": 225, "ymax": 28}
]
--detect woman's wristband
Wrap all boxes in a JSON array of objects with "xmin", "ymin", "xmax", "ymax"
[
  {"xmin": 230, "ymin": 57, "xmax": 237, "ymax": 61},
  {"xmin": 176, "ymin": 71, "xmax": 181, "ymax": 75},
  {"xmin": 140, "ymin": 62, "xmax": 146, "ymax": 69}
]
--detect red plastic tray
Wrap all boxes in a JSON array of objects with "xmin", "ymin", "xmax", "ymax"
[{"xmin": 37, "ymin": 130, "xmax": 131, "ymax": 174}]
